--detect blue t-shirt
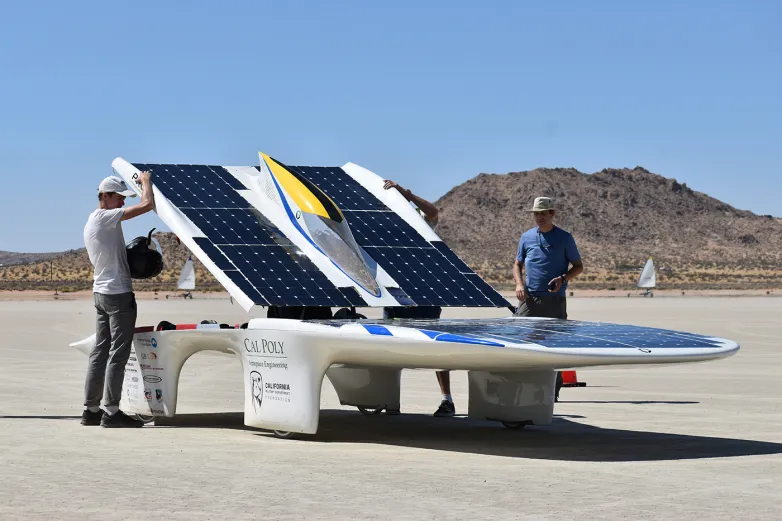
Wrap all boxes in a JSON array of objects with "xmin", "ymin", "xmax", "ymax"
[{"xmin": 516, "ymin": 226, "xmax": 581, "ymax": 297}]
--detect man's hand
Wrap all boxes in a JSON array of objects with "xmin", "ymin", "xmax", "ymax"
[
  {"xmin": 136, "ymin": 171, "xmax": 151, "ymax": 185},
  {"xmin": 383, "ymin": 179, "xmax": 410, "ymax": 198},
  {"xmin": 122, "ymin": 171, "xmax": 154, "ymax": 221},
  {"xmin": 515, "ymin": 284, "xmax": 529, "ymax": 302},
  {"xmin": 548, "ymin": 276, "xmax": 565, "ymax": 293}
]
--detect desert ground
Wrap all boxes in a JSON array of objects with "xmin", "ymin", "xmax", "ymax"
[{"xmin": 1, "ymin": 295, "xmax": 780, "ymax": 520}]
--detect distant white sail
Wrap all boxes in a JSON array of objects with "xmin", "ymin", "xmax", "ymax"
[
  {"xmin": 177, "ymin": 257, "xmax": 196, "ymax": 290},
  {"xmin": 637, "ymin": 257, "xmax": 656, "ymax": 289}
]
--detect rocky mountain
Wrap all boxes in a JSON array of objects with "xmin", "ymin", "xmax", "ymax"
[
  {"xmin": 434, "ymin": 166, "xmax": 782, "ymax": 288},
  {"xmin": 0, "ymin": 251, "xmax": 67, "ymax": 266}
]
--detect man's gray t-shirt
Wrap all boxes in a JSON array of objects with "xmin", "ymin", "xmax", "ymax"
[{"xmin": 84, "ymin": 208, "xmax": 132, "ymax": 295}]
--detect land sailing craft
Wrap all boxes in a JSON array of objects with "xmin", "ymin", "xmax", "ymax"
[
  {"xmin": 70, "ymin": 153, "xmax": 739, "ymax": 438},
  {"xmin": 637, "ymin": 257, "xmax": 656, "ymax": 297},
  {"xmin": 167, "ymin": 256, "xmax": 195, "ymax": 299}
]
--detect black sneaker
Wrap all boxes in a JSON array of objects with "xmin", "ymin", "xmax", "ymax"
[
  {"xmin": 433, "ymin": 400, "xmax": 455, "ymax": 417},
  {"xmin": 100, "ymin": 410, "xmax": 144, "ymax": 428},
  {"xmin": 80, "ymin": 409, "xmax": 103, "ymax": 426}
]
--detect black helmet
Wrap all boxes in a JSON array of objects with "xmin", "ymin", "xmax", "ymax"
[{"xmin": 126, "ymin": 228, "xmax": 164, "ymax": 279}]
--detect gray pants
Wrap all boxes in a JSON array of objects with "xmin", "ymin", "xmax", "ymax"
[
  {"xmin": 514, "ymin": 294, "xmax": 567, "ymax": 319},
  {"xmin": 84, "ymin": 292, "xmax": 137, "ymax": 408}
]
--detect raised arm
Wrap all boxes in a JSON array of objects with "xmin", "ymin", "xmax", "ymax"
[
  {"xmin": 383, "ymin": 180, "xmax": 439, "ymax": 222},
  {"xmin": 122, "ymin": 171, "xmax": 155, "ymax": 221}
]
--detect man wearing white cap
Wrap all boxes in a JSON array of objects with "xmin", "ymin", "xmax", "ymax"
[
  {"xmin": 513, "ymin": 197, "xmax": 583, "ymax": 398},
  {"xmin": 81, "ymin": 172, "xmax": 155, "ymax": 427}
]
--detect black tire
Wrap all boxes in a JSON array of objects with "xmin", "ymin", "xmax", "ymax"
[
  {"xmin": 273, "ymin": 430, "xmax": 295, "ymax": 439},
  {"xmin": 133, "ymin": 414, "xmax": 156, "ymax": 424},
  {"xmin": 501, "ymin": 421, "xmax": 527, "ymax": 430},
  {"xmin": 358, "ymin": 406, "xmax": 384, "ymax": 416}
]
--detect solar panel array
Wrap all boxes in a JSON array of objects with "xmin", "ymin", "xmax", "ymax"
[
  {"xmin": 276, "ymin": 163, "xmax": 508, "ymax": 307},
  {"xmin": 133, "ymin": 163, "xmax": 366, "ymax": 307},
  {"xmin": 421, "ymin": 319, "xmax": 724, "ymax": 348},
  {"xmin": 318, "ymin": 319, "xmax": 725, "ymax": 349},
  {"xmin": 135, "ymin": 160, "xmax": 507, "ymax": 308}
]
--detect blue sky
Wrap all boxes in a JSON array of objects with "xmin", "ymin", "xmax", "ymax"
[{"xmin": 1, "ymin": 1, "xmax": 779, "ymax": 252}]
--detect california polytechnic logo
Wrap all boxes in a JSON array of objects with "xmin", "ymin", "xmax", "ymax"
[{"xmin": 250, "ymin": 371, "xmax": 263, "ymax": 412}]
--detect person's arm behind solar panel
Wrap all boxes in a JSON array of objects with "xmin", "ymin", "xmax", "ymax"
[
  {"xmin": 122, "ymin": 171, "xmax": 155, "ymax": 221},
  {"xmin": 382, "ymin": 180, "xmax": 439, "ymax": 224}
]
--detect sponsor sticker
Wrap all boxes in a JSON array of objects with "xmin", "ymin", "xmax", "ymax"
[{"xmin": 264, "ymin": 380, "xmax": 292, "ymax": 403}]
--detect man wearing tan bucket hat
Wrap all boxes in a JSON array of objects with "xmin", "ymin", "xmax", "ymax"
[{"xmin": 513, "ymin": 196, "xmax": 584, "ymax": 397}]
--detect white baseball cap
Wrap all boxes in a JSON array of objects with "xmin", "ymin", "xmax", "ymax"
[{"xmin": 98, "ymin": 176, "xmax": 136, "ymax": 197}]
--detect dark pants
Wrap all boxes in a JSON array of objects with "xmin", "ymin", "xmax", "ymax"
[
  {"xmin": 84, "ymin": 292, "xmax": 137, "ymax": 408},
  {"xmin": 514, "ymin": 294, "xmax": 567, "ymax": 399},
  {"xmin": 266, "ymin": 306, "xmax": 333, "ymax": 319},
  {"xmin": 382, "ymin": 306, "xmax": 442, "ymax": 319},
  {"xmin": 514, "ymin": 294, "xmax": 567, "ymax": 320}
]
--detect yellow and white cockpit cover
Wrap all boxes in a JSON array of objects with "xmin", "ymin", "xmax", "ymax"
[{"xmin": 257, "ymin": 153, "xmax": 381, "ymax": 297}]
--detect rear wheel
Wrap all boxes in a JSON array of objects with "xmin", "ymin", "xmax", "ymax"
[
  {"xmin": 273, "ymin": 430, "xmax": 295, "ymax": 439},
  {"xmin": 358, "ymin": 406, "xmax": 384, "ymax": 416},
  {"xmin": 501, "ymin": 421, "xmax": 527, "ymax": 430}
]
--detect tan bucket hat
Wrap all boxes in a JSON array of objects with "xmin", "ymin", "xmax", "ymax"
[{"xmin": 526, "ymin": 197, "xmax": 555, "ymax": 212}]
